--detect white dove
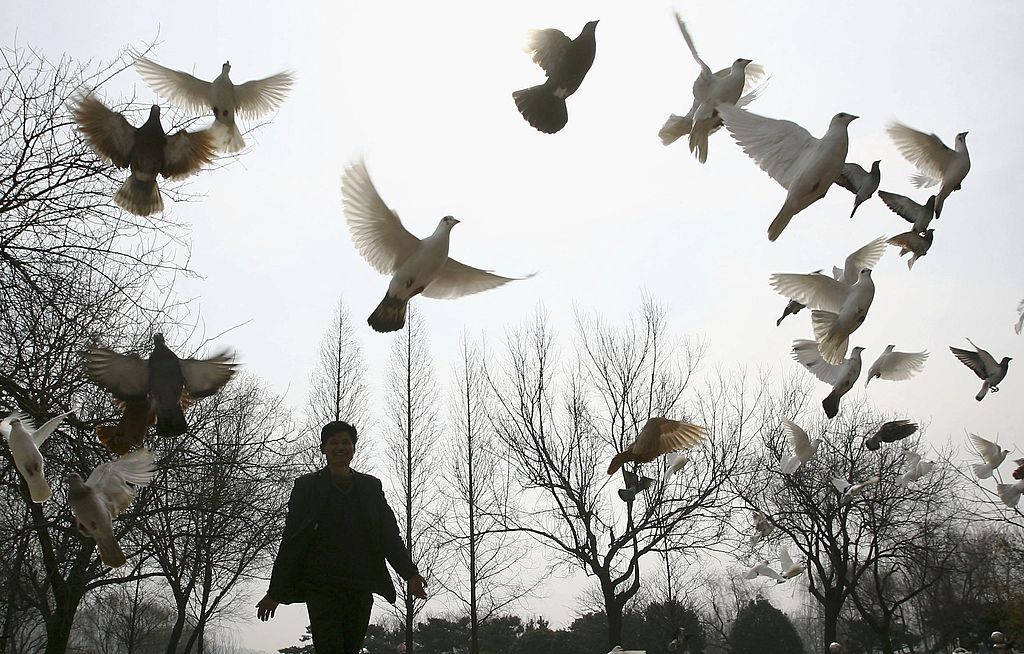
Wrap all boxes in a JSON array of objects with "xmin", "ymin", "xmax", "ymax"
[
  {"xmin": 997, "ymin": 480, "xmax": 1024, "ymax": 508},
  {"xmin": 134, "ymin": 57, "xmax": 294, "ymax": 153},
  {"xmin": 750, "ymin": 510, "xmax": 774, "ymax": 545},
  {"xmin": 887, "ymin": 229, "xmax": 935, "ymax": 270},
  {"xmin": 878, "ymin": 191, "xmax": 936, "ymax": 233},
  {"xmin": 743, "ymin": 560, "xmax": 785, "ymax": 582},
  {"xmin": 659, "ymin": 13, "xmax": 765, "ymax": 163},
  {"xmin": 1, "ymin": 411, "xmax": 70, "ymax": 503},
  {"xmin": 779, "ymin": 418, "xmax": 820, "ymax": 475},
  {"xmin": 663, "ymin": 453, "xmax": 690, "ymax": 483},
  {"xmin": 779, "ymin": 544, "xmax": 805, "ymax": 579},
  {"xmin": 832, "ymin": 476, "xmax": 879, "ymax": 505},
  {"xmin": 830, "ymin": 236, "xmax": 889, "ymax": 287},
  {"xmin": 67, "ymin": 448, "xmax": 157, "ymax": 568},
  {"xmin": 791, "ymin": 340, "xmax": 864, "ymax": 419},
  {"xmin": 969, "ymin": 433, "xmax": 1009, "ymax": 480},
  {"xmin": 887, "ymin": 121, "xmax": 969, "ymax": 218},
  {"xmin": 865, "ymin": 345, "xmax": 928, "ymax": 386},
  {"xmin": 1015, "ymin": 299, "xmax": 1024, "ymax": 335},
  {"xmin": 896, "ymin": 451, "xmax": 935, "ymax": 487},
  {"xmin": 717, "ymin": 105, "xmax": 857, "ymax": 241},
  {"xmin": 835, "ymin": 161, "xmax": 880, "ymax": 218},
  {"xmin": 771, "ymin": 268, "xmax": 875, "ymax": 364},
  {"xmin": 341, "ymin": 161, "xmax": 531, "ymax": 333}
]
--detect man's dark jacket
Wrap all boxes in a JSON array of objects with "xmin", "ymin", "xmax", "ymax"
[{"xmin": 267, "ymin": 468, "xmax": 418, "ymax": 605}]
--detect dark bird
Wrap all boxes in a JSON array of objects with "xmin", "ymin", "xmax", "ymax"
[
  {"xmin": 1012, "ymin": 458, "xmax": 1024, "ymax": 481},
  {"xmin": 887, "ymin": 229, "xmax": 934, "ymax": 270},
  {"xmin": 835, "ymin": 161, "xmax": 880, "ymax": 218},
  {"xmin": 863, "ymin": 419, "xmax": 918, "ymax": 451},
  {"xmin": 878, "ymin": 191, "xmax": 936, "ymax": 233},
  {"xmin": 82, "ymin": 334, "xmax": 237, "ymax": 436},
  {"xmin": 72, "ymin": 96, "xmax": 217, "ymax": 216},
  {"xmin": 95, "ymin": 397, "xmax": 158, "ymax": 455},
  {"xmin": 617, "ymin": 468, "xmax": 655, "ymax": 504},
  {"xmin": 513, "ymin": 20, "xmax": 598, "ymax": 134},
  {"xmin": 776, "ymin": 299, "xmax": 806, "ymax": 327},
  {"xmin": 950, "ymin": 339, "xmax": 1012, "ymax": 401}
]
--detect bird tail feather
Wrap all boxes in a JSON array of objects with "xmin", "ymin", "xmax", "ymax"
[
  {"xmin": 513, "ymin": 85, "xmax": 568, "ymax": 134},
  {"xmin": 822, "ymin": 391, "xmax": 841, "ymax": 419},
  {"xmin": 26, "ymin": 475, "xmax": 52, "ymax": 503},
  {"xmin": 688, "ymin": 119, "xmax": 714, "ymax": 164},
  {"xmin": 210, "ymin": 120, "xmax": 245, "ymax": 153},
  {"xmin": 97, "ymin": 535, "xmax": 127, "ymax": 568},
  {"xmin": 659, "ymin": 114, "xmax": 692, "ymax": 145},
  {"xmin": 368, "ymin": 294, "xmax": 408, "ymax": 333},
  {"xmin": 768, "ymin": 208, "xmax": 794, "ymax": 242},
  {"xmin": 811, "ymin": 311, "xmax": 848, "ymax": 365},
  {"xmin": 115, "ymin": 175, "xmax": 163, "ymax": 216},
  {"xmin": 155, "ymin": 401, "xmax": 188, "ymax": 437},
  {"xmin": 976, "ymin": 383, "xmax": 990, "ymax": 402}
]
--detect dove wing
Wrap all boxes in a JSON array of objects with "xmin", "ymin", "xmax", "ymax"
[
  {"xmin": 903, "ymin": 451, "xmax": 922, "ymax": 471},
  {"xmin": 841, "ymin": 237, "xmax": 888, "ymax": 285},
  {"xmin": 134, "ymin": 57, "xmax": 212, "ymax": 114},
  {"xmin": 887, "ymin": 231, "xmax": 922, "ymax": 250},
  {"xmin": 179, "ymin": 352, "xmax": 237, "ymax": 398},
  {"xmin": 966, "ymin": 339, "xmax": 999, "ymax": 373},
  {"xmin": 779, "ymin": 545, "xmax": 794, "ymax": 571},
  {"xmin": 72, "ymin": 96, "xmax": 136, "ymax": 168},
  {"xmin": 32, "ymin": 413, "xmax": 69, "ymax": 448},
  {"xmin": 835, "ymin": 163, "xmax": 867, "ymax": 194},
  {"xmin": 792, "ymin": 340, "xmax": 843, "ymax": 385},
  {"xmin": 887, "ymin": 121, "xmax": 954, "ymax": 182},
  {"xmin": 877, "ymin": 191, "xmax": 923, "ymax": 224},
  {"xmin": 525, "ymin": 29, "xmax": 572, "ymax": 75},
  {"xmin": 743, "ymin": 63, "xmax": 766, "ymax": 92},
  {"xmin": 673, "ymin": 13, "xmax": 712, "ymax": 77},
  {"xmin": 770, "ymin": 273, "xmax": 849, "ymax": 313},
  {"xmin": 832, "ymin": 478, "xmax": 850, "ymax": 493},
  {"xmin": 162, "ymin": 129, "xmax": 217, "ymax": 180},
  {"xmin": 1016, "ymin": 299, "xmax": 1024, "ymax": 335},
  {"xmin": 89, "ymin": 449, "xmax": 156, "ymax": 516},
  {"xmin": 654, "ymin": 419, "xmax": 706, "ymax": 454},
  {"xmin": 950, "ymin": 347, "xmax": 989, "ymax": 379},
  {"xmin": 233, "ymin": 71, "xmax": 295, "ymax": 120},
  {"xmin": 82, "ymin": 348, "xmax": 150, "ymax": 399},
  {"xmin": 341, "ymin": 161, "xmax": 421, "ymax": 276},
  {"xmin": 421, "ymin": 258, "xmax": 530, "ymax": 300},
  {"xmin": 876, "ymin": 350, "xmax": 928, "ymax": 381},
  {"xmin": 782, "ymin": 418, "xmax": 812, "ymax": 459},
  {"xmin": 876, "ymin": 420, "xmax": 918, "ymax": 443},
  {"xmin": 717, "ymin": 104, "xmax": 818, "ymax": 189},
  {"xmin": 621, "ymin": 468, "xmax": 638, "ymax": 489},
  {"xmin": 969, "ymin": 433, "xmax": 1001, "ymax": 462}
]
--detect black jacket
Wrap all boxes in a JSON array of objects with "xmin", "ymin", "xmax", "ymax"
[{"xmin": 267, "ymin": 468, "xmax": 418, "ymax": 604}]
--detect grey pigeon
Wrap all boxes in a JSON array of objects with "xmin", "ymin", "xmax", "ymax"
[
  {"xmin": 792, "ymin": 339, "xmax": 864, "ymax": 419},
  {"xmin": 513, "ymin": 21, "xmax": 599, "ymax": 134},
  {"xmin": 950, "ymin": 339, "xmax": 1011, "ymax": 401},
  {"xmin": 1, "ymin": 411, "xmax": 70, "ymax": 503},
  {"xmin": 887, "ymin": 229, "xmax": 934, "ymax": 270},
  {"xmin": 717, "ymin": 105, "xmax": 857, "ymax": 241},
  {"xmin": 618, "ymin": 468, "xmax": 655, "ymax": 504},
  {"xmin": 81, "ymin": 334, "xmax": 237, "ymax": 436},
  {"xmin": 835, "ymin": 161, "xmax": 880, "ymax": 217},
  {"xmin": 341, "ymin": 161, "xmax": 532, "ymax": 333},
  {"xmin": 887, "ymin": 121, "xmax": 970, "ymax": 218},
  {"xmin": 865, "ymin": 345, "xmax": 928, "ymax": 386},
  {"xmin": 72, "ymin": 96, "xmax": 217, "ymax": 216},
  {"xmin": 776, "ymin": 299, "xmax": 806, "ymax": 327},
  {"xmin": 863, "ymin": 419, "xmax": 918, "ymax": 451},
  {"xmin": 878, "ymin": 191, "xmax": 936, "ymax": 233}
]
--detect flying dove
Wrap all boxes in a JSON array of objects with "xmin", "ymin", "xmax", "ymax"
[
  {"xmin": 791, "ymin": 339, "xmax": 864, "ymax": 419},
  {"xmin": 1015, "ymin": 299, "xmax": 1023, "ymax": 335},
  {"xmin": 887, "ymin": 229, "xmax": 934, "ymax": 270},
  {"xmin": 832, "ymin": 476, "xmax": 879, "ymax": 505},
  {"xmin": 863, "ymin": 420, "xmax": 918, "ymax": 451},
  {"xmin": 778, "ymin": 544, "xmax": 805, "ymax": 579},
  {"xmin": 887, "ymin": 121, "xmax": 969, "ymax": 219},
  {"xmin": 750, "ymin": 510, "xmax": 774, "ymax": 545},
  {"xmin": 134, "ymin": 58, "xmax": 294, "ymax": 153},
  {"xmin": 865, "ymin": 345, "xmax": 928, "ymax": 386},
  {"xmin": 67, "ymin": 448, "xmax": 156, "ymax": 568},
  {"xmin": 663, "ymin": 453, "xmax": 690, "ymax": 483},
  {"xmin": 95, "ymin": 397, "xmax": 158, "ymax": 455},
  {"xmin": 717, "ymin": 105, "xmax": 857, "ymax": 241},
  {"xmin": 896, "ymin": 450, "xmax": 935, "ymax": 487},
  {"xmin": 658, "ymin": 13, "xmax": 764, "ymax": 163},
  {"xmin": 1013, "ymin": 458, "xmax": 1024, "ymax": 481},
  {"xmin": 969, "ymin": 433, "xmax": 1009, "ymax": 479},
  {"xmin": 513, "ymin": 21, "xmax": 598, "ymax": 134},
  {"xmin": 878, "ymin": 191, "xmax": 936, "ymax": 233},
  {"xmin": 618, "ymin": 468, "xmax": 655, "ymax": 504},
  {"xmin": 81, "ymin": 334, "xmax": 236, "ymax": 437},
  {"xmin": 607, "ymin": 417, "xmax": 706, "ymax": 475},
  {"xmin": 997, "ymin": 481, "xmax": 1024, "ymax": 508},
  {"xmin": 776, "ymin": 299, "xmax": 806, "ymax": 327},
  {"xmin": 742, "ymin": 560, "xmax": 785, "ymax": 582},
  {"xmin": 950, "ymin": 339, "xmax": 1012, "ymax": 401},
  {"xmin": 835, "ymin": 161, "xmax": 880, "ymax": 218},
  {"xmin": 341, "ymin": 161, "xmax": 531, "ymax": 333},
  {"xmin": 1, "ymin": 411, "xmax": 70, "ymax": 503},
  {"xmin": 779, "ymin": 418, "xmax": 820, "ymax": 475},
  {"xmin": 771, "ymin": 269, "xmax": 875, "ymax": 364}
]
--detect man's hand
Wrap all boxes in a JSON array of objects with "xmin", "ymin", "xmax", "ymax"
[
  {"xmin": 256, "ymin": 594, "xmax": 279, "ymax": 621},
  {"xmin": 408, "ymin": 574, "xmax": 428, "ymax": 600}
]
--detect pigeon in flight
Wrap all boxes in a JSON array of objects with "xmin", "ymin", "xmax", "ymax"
[
  {"xmin": 67, "ymin": 448, "xmax": 156, "ymax": 568},
  {"xmin": 771, "ymin": 269, "xmax": 875, "ymax": 364},
  {"xmin": 618, "ymin": 468, "xmax": 655, "ymax": 504},
  {"xmin": 750, "ymin": 510, "xmax": 774, "ymax": 545},
  {"xmin": 658, "ymin": 13, "xmax": 764, "ymax": 163},
  {"xmin": 887, "ymin": 121, "xmax": 969, "ymax": 218},
  {"xmin": 878, "ymin": 191, "xmax": 936, "ymax": 233},
  {"xmin": 997, "ymin": 480, "xmax": 1024, "ymax": 508},
  {"xmin": 513, "ymin": 21, "xmax": 598, "ymax": 134},
  {"xmin": 896, "ymin": 450, "xmax": 935, "ymax": 487},
  {"xmin": 134, "ymin": 58, "xmax": 294, "ymax": 153},
  {"xmin": 778, "ymin": 544, "xmax": 805, "ymax": 579},
  {"xmin": 717, "ymin": 105, "xmax": 857, "ymax": 241},
  {"xmin": 341, "ymin": 161, "xmax": 531, "ymax": 333},
  {"xmin": 779, "ymin": 418, "xmax": 820, "ymax": 475},
  {"xmin": 663, "ymin": 453, "xmax": 690, "ymax": 483},
  {"xmin": 832, "ymin": 476, "xmax": 879, "ymax": 505},
  {"xmin": 95, "ymin": 398, "xmax": 158, "ymax": 455},
  {"xmin": 791, "ymin": 339, "xmax": 865, "ymax": 419},
  {"xmin": 743, "ymin": 560, "xmax": 785, "ymax": 582},
  {"xmin": 1015, "ymin": 300, "xmax": 1024, "ymax": 335},
  {"xmin": 863, "ymin": 420, "xmax": 918, "ymax": 451},
  {"xmin": 865, "ymin": 345, "xmax": 928, "ymax": 386},
  {"xmin": 969, "ymin": 433, "xmax": 1009, "ymax": 480},
  {"xmin": 82, "ymin": 334, "xmax": 236, "ymax": 437},
  {"xmin": 1013, "ymin": 458, "xmax": 1024, "ymax": 481},
  {"xmin": 887, "ymin": 229, "xmax": 934, "ymax": 270},
  {"xmin": 607, "ymin": 417, "xmax": 706, "ymax": 475},
  {"xmin": 835, "ymin": 161, "xmax": 880, "ymax": 218},
  {"xmin": 72, "ymin": 96, "xmax": 217, "ymax": 216},
  {"xmin": 1, "ymin": 411, "xmax": 70, "ymax": 503},
  {"xmin": 950, "ymin": 339, "xmax": 1011, "ymax": 401},
  {"xmin": 776, "ymin": 299, "xmax": 806, "ymax": 327}
]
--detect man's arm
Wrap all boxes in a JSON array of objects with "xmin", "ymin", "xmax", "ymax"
[
  {"xmin": 374, "ymin": 480, "xmax": 420, "ymax": 582},
  {"xmin": 266, "ymin": 477, "xmax": 310, "ymax": 601}
]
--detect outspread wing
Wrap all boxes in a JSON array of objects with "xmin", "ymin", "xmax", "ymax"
[
  {"xmin": 770, "ymin": 272, "xmax": 850, "ymax": 313},
  {"xmin": 233, "ymin": 71, "xmax": 295, "ymax": 120},
  {"xmin": 525, "ymin": 29, "xmax": 572, "ymax": 75},
  {"xmin": 87, "ymin": 448, "xmax": 156, "ymax": 517},
  {"xmin": 72, "ymin": 95, "xmax": 136, "ymax": 168},
  {"xmin": 835, "ymin": 162, "xmax": 867, "ymax": 194},
  {"xmin": 162, "ymin": 129, "xmax": 217, "ymax": 180},
  {"xmin": 792, "ymin": 340, "xmax": 843, "ymax": 385},
  {"xmin": 779, "ymin": 545, "xmax": 794, "ymax": 571},
  {"xmin": 673, "ymin": 13, "xmax": 711, "ymax": 77},
  {"xmin": 887, "ymin": 121, "xmax": 954, "ymax": 182},
  {"xmin": 950, "ymin": 346, "xmax": 988, "ymax": 379},
  {"xmin": 875, "ymin": 350, "xmax": 928, "ymax": 381},
  {"xmin": 842, "ymin": 237, "xmax": 888, "ymax": 285},
  {"xmin": 421, "ymin": 258, "xmax": 531, "ymax": 300},
  {"xmin": 875, "ymin": 420, "xmax": 918, "ymax": 443},
  {"xmin": 717, "ymin": 104, "xmax": 818, "ymax": 189},
  {"xmin": 782, "ymin": 418, "xmax": 812, "ymax": 460},
  {"xmin": 877, "ymin": 191, "xmax": 923, "ymax": 224},
  {"xmin": 81, "ymin": 348, "xmax": 150, "ymax": 400},
  {"xmin": 134, "ymin": 57, "xmax": 213, "ymax": 114},
  {"xmin": 179, "ymin": 352, "xmax": 236, "ymax": 398},
  {"xmin": 969, "ymin": 433, "xmax": 1001, "ymax": 462},
  {"xmin": 341, "ymin": 161, "xmax": 420, "ymax": 276},
  {"xmin": 966, "ymin": 339, "xmax": 999, "ymax": 373},
  {"xmin": 32, "ymin": 413, "xmax": 70, "ymax": 448}
]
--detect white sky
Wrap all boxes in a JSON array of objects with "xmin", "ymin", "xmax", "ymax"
[{"xmin": 11, "ymin": 1, "xmax": 1024, "ymax": 651}]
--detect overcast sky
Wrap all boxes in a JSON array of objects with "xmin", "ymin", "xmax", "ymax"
[{"xmin": 10, "ymin": 0, "xmax": 1024, "ymax": 650}]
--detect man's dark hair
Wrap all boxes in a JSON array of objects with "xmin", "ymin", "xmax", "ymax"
[{"xmin": 320, "ymin": 420, "xmax": 358, "ymax": 446}]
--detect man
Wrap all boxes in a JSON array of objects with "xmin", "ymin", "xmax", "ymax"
[{"xmin": 256, "ymin": 421, "xmax": 427, "ymax": 653}]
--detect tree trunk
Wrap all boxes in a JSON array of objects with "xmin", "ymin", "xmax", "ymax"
[
  {"xmin": 467, "ymin": 362, "xmax": 479, "ymax": 654},
  {"xmin": 823, "ymin": 594, "xmax": 841, "ymax": 648},
  {"xmin": 44, "ymin": 584, "xmax": 80, "ymax": 654},
  {"xmin": 404, "ymin": 322, "xmax": 415, "ymax": 654},
  {"xmin": 603, "ymin": 588, "xmax": 624, "ymax": 649}
]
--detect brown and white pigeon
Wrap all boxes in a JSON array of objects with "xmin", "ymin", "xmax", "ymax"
[
  {"xmin": 67, "ymin": 448, "xmax": 156, "ymax": 568},
  {"xmin": 95, "ymin": 397, "xmax": 158, "ymax": 455},
  {"xmin": 72, "ymin": 96, "xmax": 216, "ymax": 216},
  {"xmin": 81, "ymin": 334, "xmax": 236, "ymax": 437},
  {"xmin": 513, "ymin": 21, "xmax": 598, "ymax": 134},
  {"xmin": 135, "ymin": 58, "xmax": 294, "ymax": 153},
  {"xmin": 750, "ymin": 510, "xmax": 774, "ymax": 544},
  {"xmin": 950, "ymin": 339, "xmax": 1011, "ymax": 401},
  {"xmin": 887, "ymin": 229, "xmax": 935, "ymax": 270},
  {"xmin": 1, "ymin": 411, "xmax": 70, "ymax": 503},
  {"xmin": 607, "ymin": 417, "xmax": 706, "ymax": 475},
  {"xmin": 887, "ymin": 121, "xmax": 969, "ymax": 218}
]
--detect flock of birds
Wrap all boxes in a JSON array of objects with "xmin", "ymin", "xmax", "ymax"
[{"xmin": 2, "ymin": 11, "xmax": 1022, "ymax": 652}]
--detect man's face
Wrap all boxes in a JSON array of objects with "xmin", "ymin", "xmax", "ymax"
[{"xmin": 321, "ymin": 431, "xmax": 355, "ymax": 467}]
